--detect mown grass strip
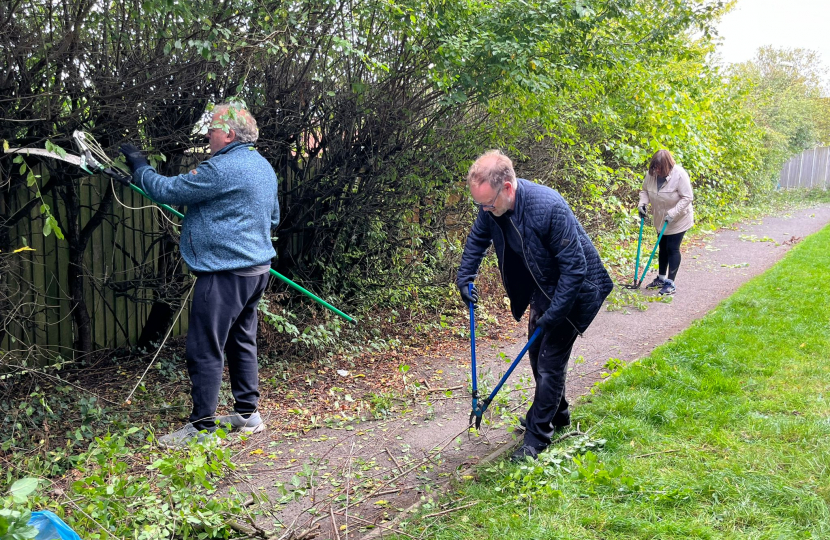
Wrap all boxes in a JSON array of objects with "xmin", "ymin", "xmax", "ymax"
[{"xmin": 396, "ymin": 224, "xmax": 830, "ymax": 539}]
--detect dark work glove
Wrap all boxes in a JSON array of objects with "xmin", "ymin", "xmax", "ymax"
[
  {"xmin": 638, "ymin": 204, "xmax": 648, "ymax": 219},
  {"xmin": 119, "ymin": 143, "xmax": 149, "ymax": 172},
  {"xmin": 535, "ymin": 309, "xmax": 556, "ymax": 331},
  {"xmin": 103, "ymin": 167, "xmax": 132, "ymax": 186},
  {"xmin": 458, "ymin": 283, "xmax": 479, "ymax": 308}
]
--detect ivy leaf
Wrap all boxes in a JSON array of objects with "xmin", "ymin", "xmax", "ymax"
[{"xmin": 9, "ymin": 477, "xmax": 39, "ymax": 503}]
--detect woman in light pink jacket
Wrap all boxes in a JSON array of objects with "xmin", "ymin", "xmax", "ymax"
[{"xmin": 637, "ymin": 149, "xmax": 694, "ymax": 295}]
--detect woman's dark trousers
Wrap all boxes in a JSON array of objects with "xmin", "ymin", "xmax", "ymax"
[{"xmin": 658, "ymin": 230, "xmax": 686, "ymax": 281}]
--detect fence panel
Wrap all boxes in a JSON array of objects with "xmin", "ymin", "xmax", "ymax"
[
  {"xmin": 1, "ymin": 169, "xmax": 191, "ymax": 358},
  {"xmin": 815, "ymin": 147, "xmax": 830, "ymax": 189},
  {"xmin": 2, "ymin": 155, "xmax": 310, "ymax": 359},
  {"xmin": 780, "ymin": 147, "xmax": 829, "ymax": 190}
]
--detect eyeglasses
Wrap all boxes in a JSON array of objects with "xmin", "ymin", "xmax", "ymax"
[
  {"xmin": 206, "ymin": 126, "xmax": 229, "ymax": 136},
  {"xmin": 473, "ymin": 183, "xmax": 504, "ymax": 211}
]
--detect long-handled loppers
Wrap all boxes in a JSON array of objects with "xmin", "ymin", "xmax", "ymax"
[
  {"xmin": 467, "ymin": 284, "xmax": 541, "ymax": 430},
  {"xmin": 625, "ymin": 218, "xmax": 669, "ymax": 289},
  {"xmin": 5, "ymin": 132, "xmax": 354, "ymax": 322}
]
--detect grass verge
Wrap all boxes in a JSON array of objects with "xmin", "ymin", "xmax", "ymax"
[{"xmin": 395, "ymin": 223, "xmax": 830, "ymax": 538}]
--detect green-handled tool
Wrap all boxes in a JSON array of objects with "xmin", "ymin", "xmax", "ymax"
[{"xmin": 5, "ymin": 132, "xmax": 354, "ymax": 322}]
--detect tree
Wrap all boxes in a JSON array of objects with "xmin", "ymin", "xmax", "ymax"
[{"xmin": 729, "ymin": 47, "xmax": 830, "ymax": 182}]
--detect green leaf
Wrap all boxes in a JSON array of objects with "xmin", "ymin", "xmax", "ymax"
[
  {"xmin": 50, "ymin": 216, "xmax": 65, "ymax": 240},
  {"xmin": 9, "ymin": 477, "xmax": 39, "ymax": 503},
  {"xmin": 44, "ymin": 140, "xmax": 67, "ymax": 158},
  {"xmin": 42, "ymin": 218, "xmax": 52, "ymax": 237}
]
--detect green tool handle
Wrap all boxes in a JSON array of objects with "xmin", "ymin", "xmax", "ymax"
[
  {"xmin": 633, "ymin": 216, "xmax": 644, "ymax": 285},
  {"xmin": 128, "ymin": 183, "xmax": 184, "ymax": 219},
  {"xmin": 126, "ymin": 183, "xmax": 355, "ymax": 323},
  {"xmin": 637, "ymin": 220, "xmax": 669, "ymax": 285}
]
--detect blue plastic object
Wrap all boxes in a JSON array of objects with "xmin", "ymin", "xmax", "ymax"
[{"xmin": 27, "ymin": 510, "xmax": 82, "ymax": 540}]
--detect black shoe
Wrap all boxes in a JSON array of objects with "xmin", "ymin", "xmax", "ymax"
[
  {"xmin": 658, "ymin": 282, "xmax": 676, "ymax": 295},
  {"xmin": 645, "ymin": 277, "xmax": 666, "ymax": 289},
  {"xmin": 553, "ymin": 423, "xmax": 570, "ymax": 434},
  {"xmin": 518, "ymin": 416, "xmax": 569, "ymax": 433},
  {"xmin": 511, "ymin": 444, "xmax": 542, "ymax": 463}
]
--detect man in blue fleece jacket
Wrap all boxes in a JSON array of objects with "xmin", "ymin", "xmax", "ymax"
[{"xmin": 121, "ymin": 103, "xmax": 279, "ymax": 446}]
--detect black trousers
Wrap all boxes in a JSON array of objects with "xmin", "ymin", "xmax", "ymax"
[
  {"xmin": 185, "ymin": 271, "xmax": 269, "ymax": 431},
  {"xmin": 658, "ymin": 230, "xmax": 686, "ymax": 281},
  {"xmin": 524, "ymin": 293, "xmax": 579, "ymax": 449}
]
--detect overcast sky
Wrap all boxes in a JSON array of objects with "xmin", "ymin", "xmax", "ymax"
[{"xmin": 715, "ymin": 0, "xmax": 830, "ymax": 82}]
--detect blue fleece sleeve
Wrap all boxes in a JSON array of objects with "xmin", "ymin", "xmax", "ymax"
[
  {"xmin": 456, "ymin": 211, "xmax": 493, "ymax": 287},
  {"xmin": 543, "ymin": 203, "xmax": 587, "ymax": 322},
  {"xmin": 132, "ymin": 160, "xmax": 222, "ymax": 206}
]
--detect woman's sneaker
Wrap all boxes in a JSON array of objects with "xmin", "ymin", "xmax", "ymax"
[
  {"xmin": 645, "ymin": 277, "xmax": 666, "ymax": 289},
  {"xmin": 658, "ymin": 282, "xmax": 676, "ymax": 295}
]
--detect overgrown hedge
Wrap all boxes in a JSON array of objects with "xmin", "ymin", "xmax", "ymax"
[{"xmin": 1, "ymin": 0, "xmax": 827, "ymax": 358}]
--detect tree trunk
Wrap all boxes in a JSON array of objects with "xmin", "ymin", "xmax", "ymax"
[
  {"xmin": 137, "ymin": 226, "xmax": 190, "ymax": 349},
  {"xmin": 58, "ymin": 178, "xmax": 114, "ymax": 356}
]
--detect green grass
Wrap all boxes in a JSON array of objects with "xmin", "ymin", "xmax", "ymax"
[{"xmin": 396, "ymin": 223, "xmax": 830, "ymax": 539}]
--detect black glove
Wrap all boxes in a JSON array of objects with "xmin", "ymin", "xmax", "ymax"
[
  {"xmin": 119, "ymin": 143, "xmax": 149, "ymax": 172},
  {"xmin": 458, "ymin": 283, "xmax": 479, "ymax": 308},
  {"xmin": 638, "ymin": 204, "xmax": 648, "ymax": 220},
  {"xmin": 103, "ymin": 167, "xmax": 132, "ymax": 186},
  {"xmin": 535, "ymin": 309, "xmax": 556, "ymax": 331}
]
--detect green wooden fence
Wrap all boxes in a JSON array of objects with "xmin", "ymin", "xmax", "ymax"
[{"xmin": 2, "ymin": 168, "xmax": 189, "ymax": 358}]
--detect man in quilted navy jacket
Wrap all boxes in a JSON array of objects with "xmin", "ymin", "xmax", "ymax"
[
  {"xmin": 456, "ymin": 150, "xmax": 613, "ymax": 462},
  {"xmin": 120, "ymin": 103, "xmax": 279, "ymax": 446}
]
